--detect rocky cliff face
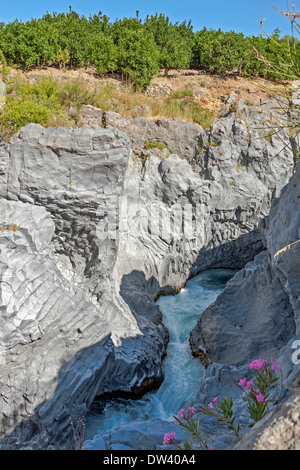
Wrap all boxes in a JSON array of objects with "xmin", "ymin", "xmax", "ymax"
[
  {"xmin": 190, "ymin": 162, "xmax": 300, "ymax": 367},
  {"xmin": 0, "ymin": 125, "xmax": 167, "ymax": 448},
  {"xmin": 0, "ymin": 98, "xmax": 295, "ymax": 448},
  {"xmin": 189, "ymin": 162, "xmax": 300, "ymax": 450}
]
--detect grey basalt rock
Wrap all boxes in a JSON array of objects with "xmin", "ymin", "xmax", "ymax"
[
  {"xmin": 190, "ymin": 251, "xmax": 296, "ymax": 366},
  {"xmin": 77, "ymin": 104, "xmax": 103, "ymax": 128},
  {"xmin": 190, "ymin": 162, "xmax": 300, "ymax": 368},
  {"xmin": 234, "ymin": 392, "xmax": 300, "ymax": 450},
  {"xmin": 262, "ymin": 164, "xmax": 300, "ymax": 330},
  {"xmin": 0, "ymin": 79, "xmax": 5, "ymax": 107},
  {"xmin": 84, "ymin": 418, "xmax": 188, "ymax": 451},
  {"xmin": 277, "ymin": 336, "xmax": 300, "ymax": 397},
  {"xmin": 114, "ymin": 107, "xmax": 294, "ymax": 293},
  {"xmin": 0, "ymin": 125, "xmax": 167, "ymax": 449},
  {"xmin": 104, "ymin": 111, "xmax": 203, "ymax": 162},
  {"xmin": 198, "ymin": 337, "xmax": 300, "ymax": 450},
  {"xmin": 0, "ymin": 97, "xmax": 295, "ymax": 449},
  {"xmin": 0, "ymin": 141, "xmax": 9, "ymax": 196},
  {"xmin": 233, "ymin": 337, "xmax": 300, "ymax": 450}
]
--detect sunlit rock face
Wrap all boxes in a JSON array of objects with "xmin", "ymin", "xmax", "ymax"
[
  {"xmin": 0, "ymin": 101, "xmax": 294, "ymax": 449},
  {"xmin": 0, "ymin": 125, "xmax": 167, "ymax": 449},
  {"xmin": 190, "ymin": 163, "xmax": 300, "ymax": 368}
]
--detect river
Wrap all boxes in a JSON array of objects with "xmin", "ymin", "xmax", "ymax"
[{"xmin": 84, "ymin": 269, "xmax": 236, "ymax": 447}]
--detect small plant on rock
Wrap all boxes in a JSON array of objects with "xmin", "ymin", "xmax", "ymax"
[
  {"xmin": 70, "ymin": 416, "xmax": 86, "ymax": 450},
  {"xmin": 197, "ymin": 395, "xmax": 241, "ymax": 439},
  {"xmin": 238, "ymin": 357, "xmax": 279, "ymax": 426},
  {"xmin": 163, "ymin": 357, "xmax": 280, "ymax": 450},
  {"xmin": 163, "ymin": 407, "xmax": 211, "ymax": 450}
]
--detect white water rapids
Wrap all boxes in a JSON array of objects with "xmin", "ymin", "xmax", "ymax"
[{"xmin": 84, "ymin": 269, "xmax": 236, "ymax": 444}]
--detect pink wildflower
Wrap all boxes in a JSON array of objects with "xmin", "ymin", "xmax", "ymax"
[
  {"xmin": 256, "ymin": 393, "xmax": 265, "ymax": 403},
  {"xmin": 249, "ymin": 359, "xmax": 267, "ymax": 370},
  {"xmin": 177, "ymin": 408, "xmax": 185, "ymax": 418},
  {"xmin": 270, "ymin": 357, "xmax": 279, "ymax": 371},
  {"xmin": 212, "ymin": 397, "xmax": 218, "ymax": 402},
  {"xmin": 163, "ymin": 431, "xmax": 176, "ymax": 445},
  {"xmin": 245, "ymin": 380, "xmax": 253, "ymax": 389},
  {"xmin": 176, "ymin": 407, "xmax": 195, "ymax": 422},
  {"xmin": 208, "ymin": 402, "xmax": 214, "ymax": 409},
  {"xmin": 239, "ymin": 378, "xmax": 247, "ymax": 387}
]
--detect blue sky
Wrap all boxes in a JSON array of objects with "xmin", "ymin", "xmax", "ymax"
[{"xmin": 0, "ymin": 1, "xmax": 296, "ymax": 37}]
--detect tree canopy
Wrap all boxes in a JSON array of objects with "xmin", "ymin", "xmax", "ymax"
[{"xmin": 1, "ymin": 8, "xmax": 299, "ymax": 88}]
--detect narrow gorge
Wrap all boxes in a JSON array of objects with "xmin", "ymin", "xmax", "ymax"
[{"xmin": 0, "ymin": 89, "xmax": 299, "ymax": 450}]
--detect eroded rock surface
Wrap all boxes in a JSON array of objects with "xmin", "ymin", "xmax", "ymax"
[
  {"xmin": 0, "ymin": 125, "xmax": 167, "ymax": 449},
  {"xmin": 234, "ymin": 393, "xmax": 300, "ymax": 450},
  {"xmin": 0, "ymin": 98, "xmax": 295, "ymax": 449},
  {"xmin": 190, "ymin": 163, "xmax": 300, "ymax": 367}
]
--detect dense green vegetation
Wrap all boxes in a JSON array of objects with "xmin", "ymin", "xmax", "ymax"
[
  {"xmin": 0, "ymin": 8, "xmax": 300, "ymax": 88},
  {"xmin": 0, "ymin": 6, "xmax": 299, "ymax": 145}
]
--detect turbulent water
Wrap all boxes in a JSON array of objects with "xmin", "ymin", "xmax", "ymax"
[{"xmin": 84, "ymin": 269, "xmax": 236, "ymax": 444}]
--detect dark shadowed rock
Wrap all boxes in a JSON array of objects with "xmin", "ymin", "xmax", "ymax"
[{"xmin": 190, "ymin": 251, "xmax": 296, "ymax": 366}]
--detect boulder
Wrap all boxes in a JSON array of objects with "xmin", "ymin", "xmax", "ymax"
[
  {"xmin": 77, "ymin": 104, "xmax": 103, "ymax": 128},
  {"xmin": 0, "ymin": 125, "xmax": 167, "ymax": 449}
]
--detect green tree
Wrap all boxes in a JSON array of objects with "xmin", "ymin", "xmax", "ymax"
[
  {"xmin": 144, "ymin": 14, "xmax": 194, "ymax": 74},
  {"xmin": 55, "ymin": 47, "xmax": 71, "ymax": 70},
  {"xmin": 254, "ymin": 9, "xmax": 300, "ymax": 81},
  {"xmin": 116, "ymin": 28, "xmax": 160, "ymax": 89},
  {"xmin": 192, "ymin": 28, "xmax": 250, "ymax": 75},
  {"xmin": 86, "ymin": 32, "xmax": 117, "ymax": 76}
]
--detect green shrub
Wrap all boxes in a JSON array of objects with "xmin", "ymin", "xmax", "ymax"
[
  {"xmin": 116, "ymin": 28, "xmax": 160, "ymax": 89},
  {"xmin": 0, "ymin": 96, "xmax": 52, "ymax": 139},
  {"xmin": 192, "ymin": 28, "xmax": 247, "ymax": 75},
  {"xmin": 144, "ymin": 14, "xmax": 194, "ymax": 74},
  {"xmin": 86, "ymin": 33, "xmax": 118, "ymax": 76},
  {"xmin": 0, "ymin": 48, "xmax": 9, "ymax": 81},
  {"xmin": 191, "ymin": 25, "xmax": 300, "ymax": 79},
  {"xmin": 172, "ymin": 88, "xmax": 194, "ymax": 99},
  {"xmin": 255, "ymin": 3, "xmax": 300, "ymax": 165},
  {"xmin": 144, "ymin": 140, "xmax": 173, "ymax": 152},
  {"xmin": 0, "ymin": 7, "xmax": 299, "ymax": 83},
  {"xmin": 0, "ymin": 78, "xmax": 68, "ymax": 140},
  {"xmin": 55, "ymin": 47, "xmax": 71, "ymax": 70},
  {"xmin": 55, "ymin": 79, "xmax": 100, "ymax": 108},
  {"xmin": 170, "ymin": 94, "xmax": 214, "ymax": 129}
]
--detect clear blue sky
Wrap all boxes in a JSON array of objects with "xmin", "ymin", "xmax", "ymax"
[{"xmin": 0, "ymin": 1, "xmax": 296, "ymax": 37}]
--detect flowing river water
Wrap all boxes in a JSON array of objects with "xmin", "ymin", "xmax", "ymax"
[{"xmin": 84, "ymin": 269, "xmax": 237, "ymax": 447}]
